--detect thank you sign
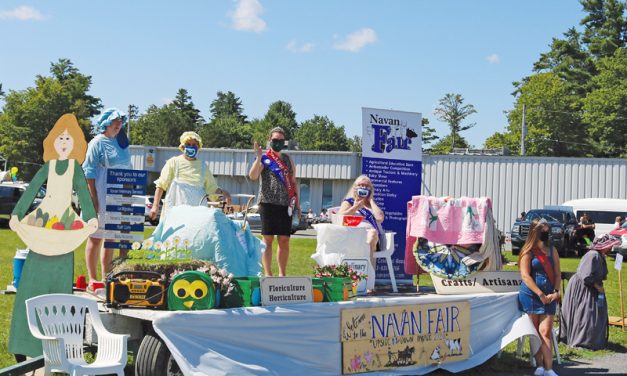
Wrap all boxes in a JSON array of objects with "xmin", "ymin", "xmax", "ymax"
[
  {"xmin": 341, "ymin": 301, "xmax": 470, "ymax": 374},
  {"xmin": 261, "ymin": 277, "xmax": 313, "ymax": 306},
  {"xmin": 362, "ymin": 107, "xmax": 422, "ymax": 283},
  {"xmin": 104, "ymin": 169, "xmax": 147, "ymax": 248}
]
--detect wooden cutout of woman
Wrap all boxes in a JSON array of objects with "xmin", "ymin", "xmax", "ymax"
[{"xmin": 8, "ymin": 113, "xmax": 98, "ymax": 358}]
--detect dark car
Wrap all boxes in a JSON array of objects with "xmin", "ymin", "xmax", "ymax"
[
  {"xmin": 511, "ymin": 208, "xmax": 581, "ymax": 257},
  {"xmin": 0, "ymin": 182, "xmax": 45, "ymax": 223}
]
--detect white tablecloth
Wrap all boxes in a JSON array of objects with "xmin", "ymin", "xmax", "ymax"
[{"xmin": 152, "ymin": 292, "xmax": 540, "ymax": 376}]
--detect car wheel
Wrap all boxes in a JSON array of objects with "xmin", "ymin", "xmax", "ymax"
[
  {"xmin": 511, "ymin": 248, "xmax": 520, "ymax": 256},
  {"xmin": 149, "ymin": 218, "xmax": 159, "ymax": 226}
]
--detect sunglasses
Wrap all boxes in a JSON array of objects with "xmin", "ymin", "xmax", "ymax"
[{"xmin": 271, "ymin": 138, "xmax": 285, "ymax": 142}]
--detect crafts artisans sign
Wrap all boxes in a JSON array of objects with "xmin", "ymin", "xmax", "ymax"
[
  {"xmin": 261, "ymin": 277, "xmax": 313, "ymax": 306},
  {"xmin": 431, "ymin": 271, "xmax": 523, "ymax": 295},
  {"xmin": 341, "ymin": 301, "xmax": 470, "ymax": 374}
]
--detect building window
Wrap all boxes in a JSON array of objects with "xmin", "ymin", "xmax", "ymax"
[
  {"xmin": 322, "ymin": 180, "xmax": 333, "ymax": 209},
  {"xmin": 299, "ymin": 179, "xmax": 311, "ymax": 211}
]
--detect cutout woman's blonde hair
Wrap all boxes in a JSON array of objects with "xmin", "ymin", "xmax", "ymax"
[{"xmin": 43, "ymin": 114, "xmax": 88, "ymax": 163}]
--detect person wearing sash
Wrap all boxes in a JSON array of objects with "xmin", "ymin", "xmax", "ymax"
[
  {"xmin": 338, "ymin": 175, "xmax": 385, "ymax": 272},
  {"xmin": 249, "ymin": 127, "xmax": 299, "ymax": 276},
  {"xmin": 149, "ymin": 131, "xmax": 230, "ymax": 222},
  {"xmin": 518, "ymin": 219, "xmax": 562, "ymax": 376},
  {"xmin": 82, "ymin": 108, "xmax": 132, "ymax": 291}
]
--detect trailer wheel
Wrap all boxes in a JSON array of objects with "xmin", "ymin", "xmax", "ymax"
[{"xmin": 135, "ymin": 332, "xmax": 183, "ymax": 376}]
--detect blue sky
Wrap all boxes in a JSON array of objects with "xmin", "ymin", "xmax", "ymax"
[{"xmin": 0, "ymin": 1, "xmax": 586, "ymax": 148}]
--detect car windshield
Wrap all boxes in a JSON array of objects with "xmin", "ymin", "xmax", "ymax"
[{"xmin": 525, "ymin": 211, "xmax": 562, "ymax": 222}]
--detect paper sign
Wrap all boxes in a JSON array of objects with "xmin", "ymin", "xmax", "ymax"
[
  {"xmin": 106, "ymin": 195, "xmax": 145, "ymax": 205},
  {"xmin": 431, "ymin": 271, "xmax": 523, "ymax": 294},
  {"xmin": 105, "ymin": 213, "xmax": 145, "ymax": 224},
  {"xmin": 261, "ymin": 277, "xmax": 313, "ymax": 306},
  {"xmin": 343, "ymin": 259, "xmax": 369, "ymax": 295},
  {"xmin": 102, "ymin": 232, "xmax": 144, "ymax": 241},
  {"xmin": 341, "ymin": 301, "xmax": 470, "ymax": 374},
  {"xmin": 616, "ymin": 254, "xmax": 623, "ymax": 271}
]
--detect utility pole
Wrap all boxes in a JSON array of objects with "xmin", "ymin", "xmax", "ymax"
[
  {"xmin": 520, "ymin": 104, "xmax": 527, "ymax": 156},
  {"xmin": 127, "ymin": 104, "xmax": 132, "ymax": 142}
]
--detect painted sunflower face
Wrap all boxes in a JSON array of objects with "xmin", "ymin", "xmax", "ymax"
[{"xmin": 168, "ymin": 271, "xmax": 215, "ymax": 311}]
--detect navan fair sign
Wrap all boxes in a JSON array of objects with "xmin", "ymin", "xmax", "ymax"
[{"xmin": 362, "ymin": 107, "xmax": 422, "ymax": 283}]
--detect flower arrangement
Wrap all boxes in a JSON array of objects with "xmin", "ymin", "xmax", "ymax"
[
  {"xmin": 170, "ymin": 264, "xmax": 234, "ymax": 294},
  {"xmin": 313, "ymin": 264, "xmax": 366, "ymax": 287},
  {"xmin": 128, "ymin": 236, "xmax": 192, "ymax": 261}
]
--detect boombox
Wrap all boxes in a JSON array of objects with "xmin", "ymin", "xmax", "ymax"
[{"xmin": 106, "ymin": 271, "xmax": 168, "ymax": 309}]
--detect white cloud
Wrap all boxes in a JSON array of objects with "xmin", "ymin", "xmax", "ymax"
[
  {"xmin": 486, "ymin": 53, "xmax": 500, "ymax": 64},
  {"xmin": 230, "ymin": 0, "xmax": 266, "ymax": 33},
  {"xmin": 333, "ymin": 28, "xmax": 377, "ymax": 53},
  {"xmin": 0, "ymin": 5, "xmax": 45, "ymax": 20},
  {"xmin": 286, "ymin": 39, "xmax": 313, "ymax": 53}
]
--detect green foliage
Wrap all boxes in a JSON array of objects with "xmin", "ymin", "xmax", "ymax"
[
  {"xmin": 172, "ymin": 88, "xmax": 203, "ymax": 124},
  {"xmin": 130, "ymin": 104, "xmax": 193, "ymax": 147},
  {"xmin": 263, "ymin": 101, "xmax": 298, "ymax": 139},
  {"xmin": 483, "ymin": 131, "xmax": 515, "ymax": 150},
  {"xmin": 421, "ymin": 117, "xmax": 439, "ymax": 149},
  {"xmin": 209, "ymin": 91, "xmax": 247, "ymax": 123},
  {"xmin": 347, "ymin": 135, "xmax": 362, "ymax": 152},
  {"xmin": 199, "ymin": 115, "xmax": 252, "ymax": 149},
  {"xmin": 581, "ymin": 48, "xmax": 627, "ymax": 157},
  {"xmin": 428, "ymin": 133, "xmax": 471, "ymax": 155},
  {"xmin": 0, "ymin": 59, "xmax": 101, "ymax": 178},
  {"xmin": 295, "ymin": 115, "xmax": 350, "ymax": 151},
  {"xmin": 489, "ymin": 0, "xmax": 627, "ymax": 157},
  {"xmin": 433, "ymin": 93, "xmax": 476, "ymax": 150}
]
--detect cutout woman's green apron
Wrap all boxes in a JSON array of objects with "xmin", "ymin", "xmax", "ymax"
[{"xmin": 8, "ymin": 114, "xmax": 97, "ymax": 357}]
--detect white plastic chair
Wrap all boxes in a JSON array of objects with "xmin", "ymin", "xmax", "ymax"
[
  {"xmin": 374, "ymin": 232, "xmax": 398, "ymax": 292},
  {"xmin": 26, "ymin": 294, "xmax": 129, "ymax": 376}
]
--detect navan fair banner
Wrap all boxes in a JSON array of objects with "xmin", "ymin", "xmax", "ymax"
[{"xmin": 362, "ymin": 107, "xmax": 422, "ymax": 283}]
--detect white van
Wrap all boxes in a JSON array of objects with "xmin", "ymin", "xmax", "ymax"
[{"xmin": 562, "ymin": 198, "xmax": 627, "ymax": 236}]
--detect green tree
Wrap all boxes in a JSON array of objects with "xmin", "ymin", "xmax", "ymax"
[
  {"xmin": 507, "ymin": 72, "xmax": 586, "ymax": 156},
  {"xmin": 421, "ymin": 117, "xmax": 439, "ymax": 150},
  {"xmin": 295, "ymin": 115, "xmax": 350, "ymax": 151},
  {"xmin": 347, "ymin": 135, "xmax": 362, "ymax": 152},
  {"xmin": 483, "ymin": 132, "xmax": 514, "ymax": 150},
  {"xmin": 199, "ymin": 116, "xmax": 253, "ymax": 149},
  {"xmin": 209, "ymin": 91, "xmax": 247, "ymax": 123},
  {"xmin": 581, "ymin": 47, "xmax": 627, "ymax": 157},
  {"xmin": 429, "ymin": 134, "xmax": 471, "ymax": 155},
  {"xmin": 172, "ymin": 88, "xmax": 203, "ymax": 125},
  {"xmin": 433, "ymin": 93, "xmax": 476, "ymax": 150},
  {"xmin": 0, "ymin": 59, "xmax": 101, "ymax": 177},
  {"xmin": 130, "ymin": 104, "xmax": 191, "ymax": 147},
  {"xmin": 581, "ymin": 0, "xmax": 627, "ymax": 58},
  {"xmin": 0, "ymin": 83, "xmax": 4, "ymax": 98},
  {"xmin": 263, "ymin": 101, "xmax": 298, "ymax": 139}
]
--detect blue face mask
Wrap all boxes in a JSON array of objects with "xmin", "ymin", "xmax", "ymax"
[{"xmin": 184, "ymin": 145, "xmax": 198, "ymax": 159}]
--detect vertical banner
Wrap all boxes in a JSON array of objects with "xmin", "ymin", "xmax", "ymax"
[
  {"xmin": 104, "ymin": 169, "xmax": 147, "ymax": 250},
  {"xmin": 362, "ymin": 107, "xmax": 422, "ymax": 283}
]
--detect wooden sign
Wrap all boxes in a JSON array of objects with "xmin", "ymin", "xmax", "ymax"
[
  {"xmin": 260, "ymin": 277, "xmax": 313, "ymax": 306},
  {"xmin": 105, "ymin": 168, "xmax": 146, "ymax": 250},
  {"xmin": 431, "ymin": 271, "xmax": 523, "ymax": 295},
  {"xmin": 341, "ymin": 301, "xmax": 470, "ymax": 374}
]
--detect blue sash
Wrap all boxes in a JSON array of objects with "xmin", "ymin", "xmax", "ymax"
[
  {"xmin": 344, "ymin": 197, "xmax": 382, "ymax": 238},
  {"xmin": 261, "ymin": 151, "xmax": 296, "ymax": 216}
]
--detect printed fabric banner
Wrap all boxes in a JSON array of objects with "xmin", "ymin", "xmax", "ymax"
[
  {"xmin": 362, "ymin": 107, "xmax": 422, "ymax": 283},
  {"xmin": 341, "ymin": 301, "xmax": 469, "ymax": 374}
]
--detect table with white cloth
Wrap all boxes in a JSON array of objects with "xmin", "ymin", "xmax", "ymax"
[
  {"xmin": 150, "ymin": 292, "xmax": 540, "ymax": 376},
  {"xmin": 310, "ymin": 223, "xmax": 375, "ymax": 290}
]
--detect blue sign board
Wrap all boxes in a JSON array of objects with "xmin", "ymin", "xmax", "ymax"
[
  {"xmin": 362, "ymin": 107, "xmax": 422, "ymax": 283},
  {"xmin": 104, "ymin": 223, "xmax": 145, "ymax": 232},
  {"xmin": 107, "ymin": 169, "xmax": 147, "ymax": 185},
  {"xmin": 107, "ymin": 187, "xmax": 146, "ymax": 196},
  {"xmin": 106, "ymin": 205, "xmax": 145, "ymax": 215},
  {"xmin": 104, "ymin": 242, "xmax": 134, "ymax": 251}
]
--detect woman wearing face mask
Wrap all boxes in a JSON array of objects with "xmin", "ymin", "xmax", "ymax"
[
  {"xmin": 150, "ymin": 131, "xmax": 231, "ymax": 222},
  {"xmin": 518, "ymin": 219, "xmax": 562, "ymax": 376},
  {"xmin": 83, "ymin": 108, "xmax": 132, "ymax": 291},
  {"xmin": 338, "ymin": 175, "xmax": 385, "ymax": 272},
  {"xmin": 249, "ymin": 127, "xmax": 299, "ymax": 276}
]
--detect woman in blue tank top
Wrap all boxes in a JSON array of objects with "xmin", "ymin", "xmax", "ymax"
[{"xmin": 518, "ymin": 219, "xmax": 562, "ymax": 376}]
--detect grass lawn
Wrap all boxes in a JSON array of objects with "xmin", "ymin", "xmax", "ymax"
[{"xmin": 1, "ymin": 228, "xmax": 626, "ymax": 370}]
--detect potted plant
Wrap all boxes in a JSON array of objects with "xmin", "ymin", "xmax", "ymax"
[{"xmin": 313, "ymin": 264, "xmax": 366, "ymax": 301}]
